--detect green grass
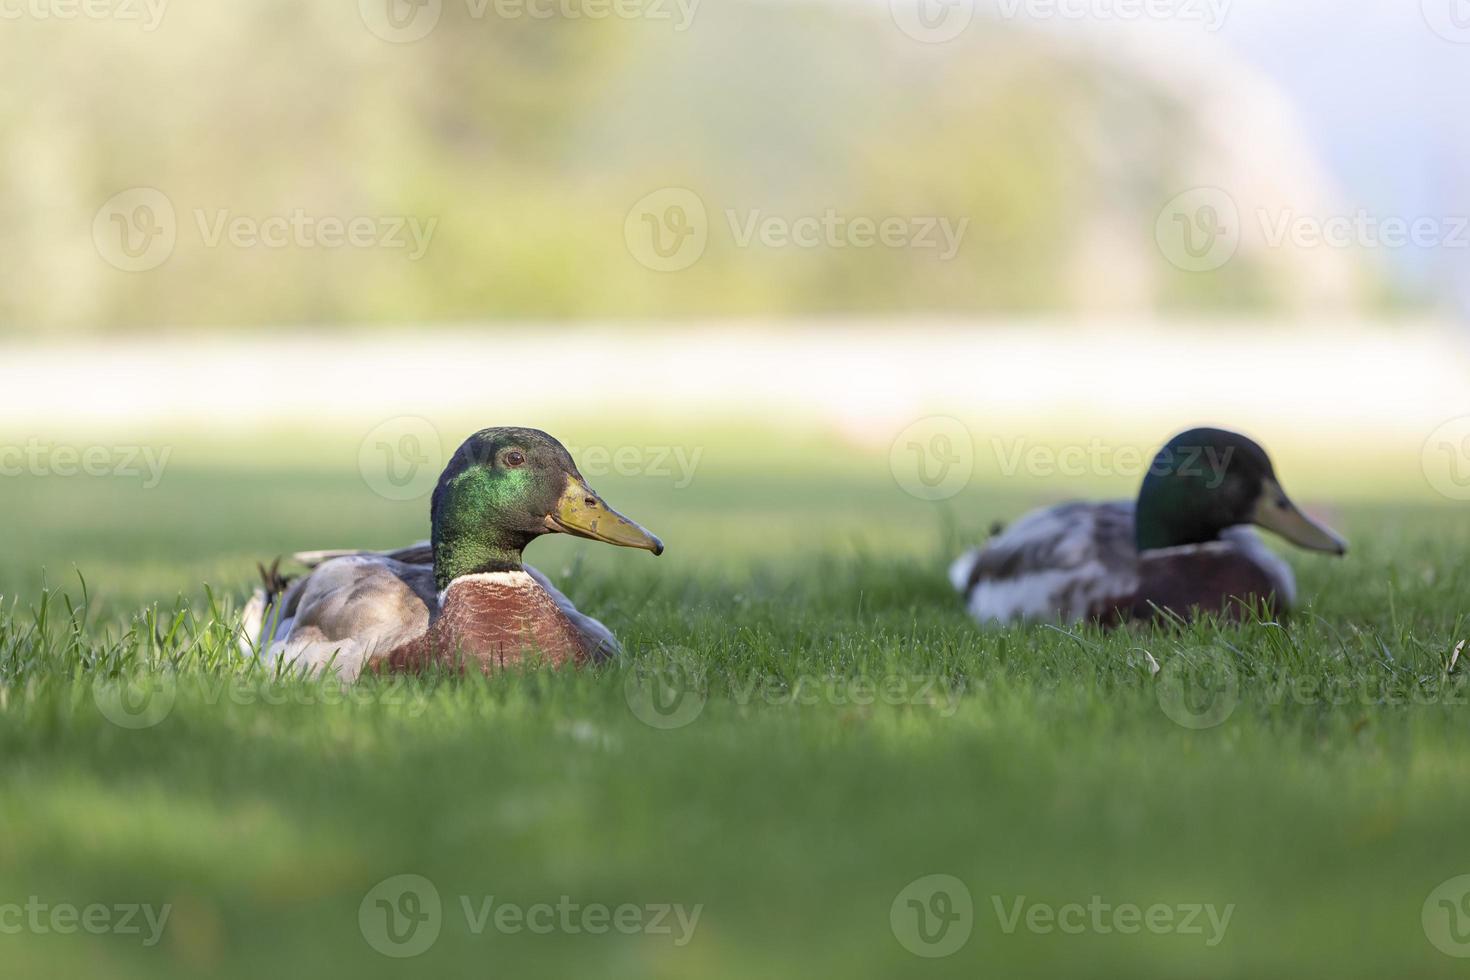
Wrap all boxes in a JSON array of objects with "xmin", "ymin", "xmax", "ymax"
[{"xmin": 1, "ymin": 434, "xmax": 1468, "ymax": 978}]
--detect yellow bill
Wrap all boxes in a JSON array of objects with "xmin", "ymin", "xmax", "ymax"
[
  {"xmin": 545, "ymin": 477, "xmax": 664, "ymax": 555},
  {"xmin": 1251, "ymin": 478, "xmax": 1347, "ymax": 555}
]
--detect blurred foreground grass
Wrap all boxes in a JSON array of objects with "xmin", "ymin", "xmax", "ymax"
[{"xmin": 0, "ymin": 426, "xmax": 1468, "ymax": 977}]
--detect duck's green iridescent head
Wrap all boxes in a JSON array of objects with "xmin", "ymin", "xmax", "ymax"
[
  {"xmin": 1134, "ymin": 427, "xmax": 1346, "ymax": 556},
  {"xmin": 429, "ymin": 427, "xmax": 663, "ymax": 590}
]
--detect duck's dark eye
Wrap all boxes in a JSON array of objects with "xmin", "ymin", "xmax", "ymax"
[{"xmin": 504, "ymin": 450, "xmax": 526, "ymax": 467}]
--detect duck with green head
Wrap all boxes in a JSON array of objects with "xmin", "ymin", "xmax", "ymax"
[
  {"xmin": 949, "ymin": 427, "xmax": 1346, "ymax": 626},
  {"xmin": 243, "ymin": 427, "xmax": 663, "ymax": 679}
]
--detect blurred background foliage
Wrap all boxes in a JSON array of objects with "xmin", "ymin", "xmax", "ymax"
[{"xmin": 0, "ymin": 0, "xmax": 1404, "ymax": 334}]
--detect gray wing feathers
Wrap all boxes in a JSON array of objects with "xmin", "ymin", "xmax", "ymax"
[
  {"xmin": 952, "ymin": 501, "xmax": 1140, "ymax": 625},
  {"xmin": 261, "ymin": 555, "xmax": 434, "ymax": 680},
  {"xmin": 245, "ymin": 540, "xmax": 620, "ymax": 672}
]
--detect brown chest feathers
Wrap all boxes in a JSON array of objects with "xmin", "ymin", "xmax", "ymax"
[
  {"xmin": 1123, "ymin": 543, "xmax": 1287, "ymax": 624},
  {"xmin": 381, "ymin": 572, "xmax": 590, "ymax": 674}
]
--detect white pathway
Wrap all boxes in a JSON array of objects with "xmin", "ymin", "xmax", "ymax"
[{"xmin": 0, "ymin": 320, "xmax": 1465, "ymax": 452}]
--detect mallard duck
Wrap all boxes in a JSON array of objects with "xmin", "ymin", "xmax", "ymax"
[
  {"xmin": 241, "ymin": 427, "xmax": 663, "ymax": 679},
  {"xmin": 948, "ymin": 428, "xmax": 1346, "ymax": 626}
]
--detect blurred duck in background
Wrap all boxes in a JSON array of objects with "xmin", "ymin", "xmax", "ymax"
[{"xmin": 950, "ymin": 428, "xmax": 1346, "ymax": 627}]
